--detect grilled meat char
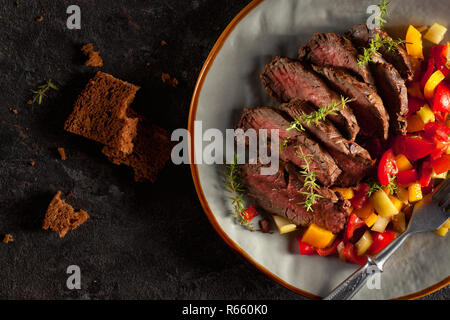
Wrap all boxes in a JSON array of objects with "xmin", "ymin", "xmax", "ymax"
[
  {"xmin": 369, "ymin": 54, "xmax": 409, "ymax": 135},
  {"xmin": 279, "ymin": 100, "xmax": 375, "ymax": 187},
  {"xmin": 311, "ymin": 64, "xmax": 390, "ymax": 140},
  {"xmin": 238, "ymin": 107, "xmax": 342, "ymax": 186},
  {"xmin": 298, "ymin": 32, "xmax": 375, "ymax": 85},
  {"xmin": 345, "ymin": 24, "xmax": 415, "ymax": 82},
  {"xmin": 261, "ymin": 56, "xmax": 359, "ymax": 141},
  {"xmin": 241, "ymin": 161, "xmax": 351, "ymax": 233}
]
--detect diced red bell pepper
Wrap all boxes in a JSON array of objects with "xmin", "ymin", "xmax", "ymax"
[
  {"xmin": 422, "ymin": 183, "xmax": 434, "ymax": 195},
  {"xmin": 350, "ymin": 183, "xmax": 370, "ymax": 210},
  {"xmin": 396, "ymin": 169, "xmax": 419, "ymax": 186},
  {"xmin": 316, "ymin": 238, "xmax": 341, "ymax": 256},
  {"xmin": 297, "ymin": 237, "xmax": 316, "ymax": 255},
  {"xmin": 367, "ymin": 230, "xmax": 396, "ymax": 255},
  {"xmin": 430, "ymin": 137, "xmax": 450, "ymax": 160},
  {"xmin": 242, "ymin": 205, "xmax": 258, "ymax": 221},
  {"xmin": 394, "ymin": 136, "xmax": 435, "ymax": 161},
  {"xmin": 407, "ymin": 97, "xmax": 426, "ymax": 117},
  {"xmin": 432, "ymin": 81, "xmax": 450, "ymax": 113},
  {"xmin": 431, "ymin": 44, "xmax": 450, "ymax": 77},
  {"xmin": 420, "ymin": 57, "xmax": 435, "ymax": 89},
  {"xmin": 344, "ymin": 242, "xmax": 368, "ymax": 266},
  {"xmin": 435, "ymin": 111, "xmax": 448, "ymax": 123},
  {"xmin": 345, "ymin": 213, "xmax": 366, "ymax": 241},
  {"xmin": 424, "ymin": 122, "xmax": 450, "ymax": 142},
  {"xmin": 378, "ymin": 149, "xmax": 398, "ymax": 185},
  {"xmin": 431, "ymin": 154, "xmax": 450, "ymax": 175},
  {"xmin": 419, "ymin": 161, "xmax": 433, "ymax": 187}
]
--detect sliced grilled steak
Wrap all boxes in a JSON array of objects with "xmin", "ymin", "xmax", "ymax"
[
  {"xmin": 261, "ymin": 56, "xmax": 359, "ymax": 140},
  {"xmin": 241, "ymin": 161, "xmax": 351, "ymax": 233},
  {"xmin": 311, "ymin": 64, "xmax": 390, "ymax": 140},
  {"xmin": 370, "ymin": 54, "xmax": 408, "ymax": 135},
  {"xmin": 238, "ymin": 107, "xmax": 341, "ymax": 186},
  {"xmin": 298, "ymin": 32, "xmax": 375, "ymax": 85},
  {"xmin": 345, "ymin": 24, "xmax": 415, "ymax": 81},
  {"xmin": 279, "ymin": 100, "xmax": 375, "ymax": 186}
]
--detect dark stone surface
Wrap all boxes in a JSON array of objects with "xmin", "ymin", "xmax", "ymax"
[{"xmin": 0, "ymin": 0, "xmax": 447, "ymax": 300}]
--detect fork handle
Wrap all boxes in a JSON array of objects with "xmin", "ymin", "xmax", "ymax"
[{"xmin": 323, "ymin": 257, "xmax": 379, "ymax": 300}]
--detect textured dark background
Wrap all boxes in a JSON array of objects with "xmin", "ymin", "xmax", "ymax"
[{"xmin": 0, "ymin": 0, "xmax": 447, "ymax": 300}]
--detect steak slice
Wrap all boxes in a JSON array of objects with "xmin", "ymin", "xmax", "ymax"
[
  {"xmin": 238, "ymin": 107, "xmax": 341, "ymax": 186},
  {"xmin": 311, "ymin": 64, "xmax": 390, "ymax": 140},
  {"xmin": 261, "ymin": 56, "xmax": 359, "ymax": 140},
  {"xmin": 279, "ymin": 100, "xmax": 375, "ymax": 187},
  {"xmin": 298, "ymin": 32, "xmax": 375, "ymax": 85},
  {"xmin": 345, "ymin": 24, "xmax": 415, "ymax": 82},
  {"xmin": 370, "ymin": 54, "xmax": 408, "ymax": 135},
  {"xmin": 241, "ymin": 162, "xmax": 351, "ymax": 233}
]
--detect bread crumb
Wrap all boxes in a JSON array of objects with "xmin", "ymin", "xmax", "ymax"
[
  {"xmin": 26, "ymin": 100, "xmax": 33, "ymax": 105},
  {"xmin": 57, "ymin": 147, "xmax": 67, "ymax": 160},
  {"xmin": 161, "ymin": 73, "xmax": 179, "ymax": 88},
  {"xmin": 145, "ymin": 62, "xmax": 151, "ymax": 67},
  {"xmin": 3, "ymin": 234, "xmax": 14, "ymax": 243},
  {"xmin": 66, "ymin": 190, "xmax": 73, "ymax": 197},
  {"xmin": 43, "ymin": 191, "xmax": 89, "ymax": 238},
  {"xmin": 11, "ymin": 108, "xmax": 18, "ymax": 114},
  {"xmin": 161, "ymin": 40, "xmax": 167, "ymax": 46},
  {"xmin": 30, "ymin": 161, "xmax": 36, "ymax": 167},
  {"xmin": 36, "ymin": 16, "xmax": 44, "ymax": 22},
  {"xmin": 81, "ymin": 43, "xmax": 103, "ymax": 67}
]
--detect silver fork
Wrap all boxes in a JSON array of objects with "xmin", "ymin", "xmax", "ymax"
[{"xmin": 324, "ymin": 179, "xmax": 450, "ymax": 300}]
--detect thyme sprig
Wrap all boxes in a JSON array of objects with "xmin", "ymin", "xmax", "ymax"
[
  {"xmin": 368, "ymin": 176, "xmax": 397, "ymax": 196},
  {"xmin": 296, "ymin": 146, "xmax": 323, "ymax": 212},
  {"xmin": 377, "ymin": 0, "xmax": 390, "ymax": 29},
  {"xmin": 224, "ymin": 154, "xmax": 255, "ymax": 231},
  {"xmin": 31, "ymin": 79, "xmax": 59, "ymax": 105},
  {"xmin": 357, "ymin": 34, "xmax": 405, "ymax": 67},
  {"xmin": 287, "ymin": 96, "xmax": 353, "ymax": 132}
]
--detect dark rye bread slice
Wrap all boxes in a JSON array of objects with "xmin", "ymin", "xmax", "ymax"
[
  {"xmin": 279, "ymin": 100, "xmax": 375, "ymax": 187},
  {"xmin": 311, "ymin": 64, "xmax": 390, "ymax": 140},
  {"xmin": 241, "ymin": 161, "xmax": 351, "ymax": 233},
  {"xmin": 64, "ymin": 72, "xmax": 140, "ymax": 154},
  {"xmin": 102, "ymin": 116, "xmax": 172, "ymax": 183},
  {"xmin": 261, "ymin": 56, "xmax": 359, "ymax": 141},
  {"xmin": 370, "ymin": 54, "xmax": 408, "ymax": 135},
  {"xmin": 298, "ymin": 32, "xmax": 375, "ymax": 85},
  {"xmin": 238, "ymin": 107, "xmax": 341, "ymax": 186},
  {"xmin": 345, "ymin": 24, "xmax": 415, "ymax": 82},
  {"xmin": 42, "ymin": 191, "xmax": 89, "ymax": 238}
]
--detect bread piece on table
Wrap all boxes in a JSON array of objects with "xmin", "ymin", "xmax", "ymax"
[
  {"xmin": 64, "ymin": 72, "xmax": 140, "ymax": 154},
  {"xmin": 102, "ymin": 117, "xmax": 172, "ymax": 183},
  {"xmin": 42, "ymin": 191, "xmax": 89, "ymax": 238}
]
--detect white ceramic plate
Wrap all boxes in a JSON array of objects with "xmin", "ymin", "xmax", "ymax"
[{"xmin": 189, "ymin": 0, "xmax": 449, "ymax": 299}]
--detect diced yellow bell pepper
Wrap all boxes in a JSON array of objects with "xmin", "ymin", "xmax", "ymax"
[
  {"xmin": 432, "ymin": 170, "xmax": 447, "ymax": 179},
  {"xmin": 395, "ymin": 186, "xmax": 410, "ymax": 204},
  {"xmin": 364, "ymin": 212, "xmax": 379, "ymax": 228},
  {"xmin": 408, "ymin": 182, "xmax": 423, "ymax": 202},
  {"xmin": 407, "ymin": 114, "xmax": 425, "ymax": 133},
  {"xmin": 424, "ymin": 70, "xmax": 445, "ymax": 100},
  {"xmin": 443, "ymin": 219, "xmax": 450, "ymax": 229},
  {"xmin": 424, "ymin": 23, "xmax": 447, "ymax": 45},
  {"xmin": 392, "ymin": 211, "xmax": 406, "ymax": 233},
  {"xmin": 354, "ymin": 202, "xmax": 374, "ymax": 219},
  {"xmin": 416, "ymin": 104, "xmax": 435, "ymax": 124},
  {"xmin": 407, "ymin": 82, "xmax": 425, "ymax": 100},
  {"xmin": 332, "ymin": 187, "xmax": 354, "ymax": 200},
  {"xmin": 302, "ymin": 223, "xmax": 335, "ymax": 249},
  {"xmin": 406, "ymin": 25, "xmax": 424, "ymax": 59},
  {"xmin": 388, "ymin": 195, "xmax": 404, "ymax": 212},
  {"xmin": 395, "ymin": 154, "xmax": 414, "ymax": 172},
  {"xmin": 434, "ymin": 227, "xmax": 448, "ymax": 237},
  {"xmin": 272, "ymin": 215, "xmax": 297, "ymax": 234},
  {"xmin": 371, "ymin": 190, "xmax": 399, "ymax": 218}
]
